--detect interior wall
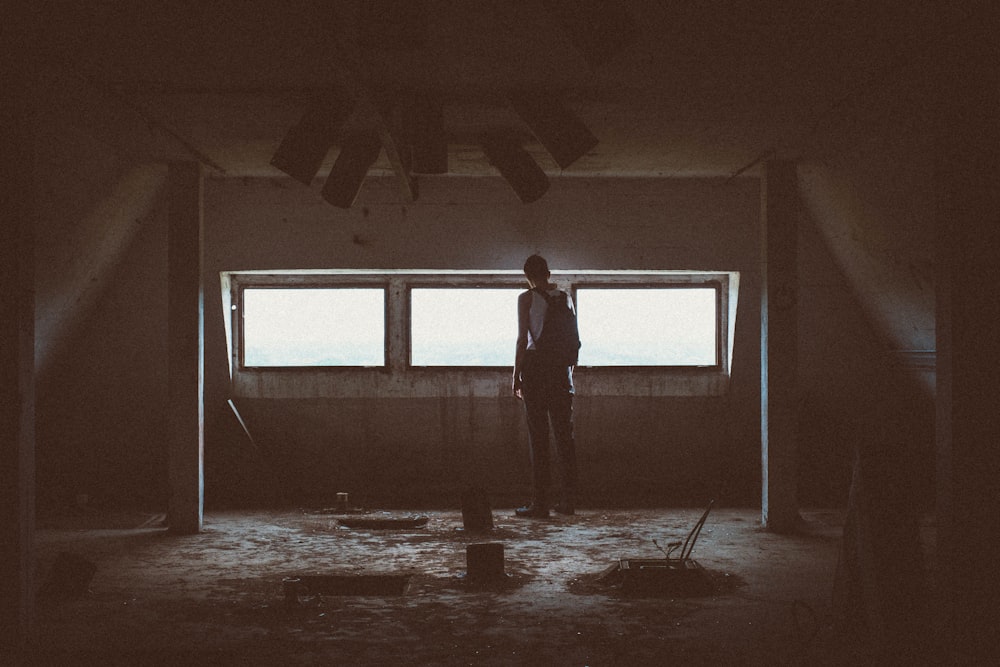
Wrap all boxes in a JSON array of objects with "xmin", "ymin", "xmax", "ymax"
[
  {"xmin": 31, "ymin": 116, "xmax": 169, "ymax": 511},
  {"xmin": 31, "ymin": 119, "xmax": 166, "ymax": 381},
  {"xmin": 35, "ymin": 195, "xmax": 170, "ymax": 510},
  {"xmin": 797, "ymin": 192, "xmax": 933, "ymax": 507},
  {"xmin": 198, "ymin": 175, "xmax": 762, "ymax": 508},
  {"xmin": 33, "ymin": 168, "xmax": 934, "ymax": 512}
]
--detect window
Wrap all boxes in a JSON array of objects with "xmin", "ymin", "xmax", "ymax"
[
  {"xmin": 576, "ymin": 287, "xmax": 718, "ymax": 366},
  {"xmin": 242, "ymin": 287, "xmax": 385, "ymax": 367},
  {"xmin": 410, "ymin": 288, "xmax": 519, "ymax": 366},
  {"xmin": 222, "ymin": 269, "xmax": 739, "ymax": 398}
]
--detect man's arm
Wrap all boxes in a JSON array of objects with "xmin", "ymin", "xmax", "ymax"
[{"xmin": 512, "ymin": 291, "xmax": 531, "ymax": 399}]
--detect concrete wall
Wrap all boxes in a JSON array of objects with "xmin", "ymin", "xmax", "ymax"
[
  {"xmin": 35, "ymin": 182, "xmax": 170, "ymax": 511},
  {"xmin": 203, "ymin": 176, "xmax": 761, "ymax": 508},
  {"xmin": 33, "ymin": 168, "xmax": 934, "ymax": 512}
]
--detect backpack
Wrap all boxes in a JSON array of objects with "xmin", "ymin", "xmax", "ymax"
[{"xmin": 533, "ymin": 288, "xmax": 581, "ymax": 366}]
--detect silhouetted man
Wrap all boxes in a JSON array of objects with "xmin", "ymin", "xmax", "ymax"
[{"xmin": 512, "ymin": 254, "xmax": 579, "ymax": 518}]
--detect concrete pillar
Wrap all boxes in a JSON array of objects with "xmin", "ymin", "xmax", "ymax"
[
  {"xmin": 760, "ymin": 160, "xmax": 799, "ymax": 532},
  {"xmin": 167, "ymin": 162, "xmax": 204, "ymax": 534},
  {"xmin": 0, "ymin": 99, "xmax": 36, "ymax": 656},
  {"xmin": 934, "ymin": 15, "xmax": 1000, "ymax": 657}
]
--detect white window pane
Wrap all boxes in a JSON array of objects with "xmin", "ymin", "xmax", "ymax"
[
  {"xmin": 411, "ymin": 288, "xmax": 519, "ymax": 366},
  {"xmin": 243, "ymin": 288, "xmax": 384, "ymax": 366},
  {"xmin": 576, "ymin": 288, "xmax": 717, "ymax": 366}
]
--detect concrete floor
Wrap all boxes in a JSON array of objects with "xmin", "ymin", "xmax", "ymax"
[{"xmin": 26, "ymin": 506, "xmax": 926, "ymax": 665}]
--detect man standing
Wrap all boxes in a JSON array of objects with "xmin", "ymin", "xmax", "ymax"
[{"xmin": 512, "ymin": 255, "xmax": 579, "ymax": 518}]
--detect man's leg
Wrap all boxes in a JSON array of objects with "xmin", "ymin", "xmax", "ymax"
[
  {"xmin": 522, "ymin": 395, "xmax": 551, "ymax": 512},
  {"xmin": 524, "ymin": 397, "xmax": 552, "ymax": 509},
  {"xmin": 550, "ymin": 389, "xmax": 577, "ymax": 513}
]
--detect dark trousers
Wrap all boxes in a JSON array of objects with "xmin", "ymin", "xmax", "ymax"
[{"xmin": 521, "ymin": 354, "xmax": 577, "ymax": 507}]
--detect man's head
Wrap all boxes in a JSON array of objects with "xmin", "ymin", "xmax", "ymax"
[{"xmin": 523, "ymin": 254, "xmax": 550, "ymax": 287}]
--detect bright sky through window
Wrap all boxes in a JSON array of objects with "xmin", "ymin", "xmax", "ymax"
[
  {"xmin": 576, "ymin": 288, "xmax": 717, "ymax": 366},
  {"xmin": 242, "ymin": 288, "xmax": 385, "ymax": 366},
  {"xmin": 410, "ymin": 288, "xmax": 519, "ymax": 366},
  {"xmin": 238, "ymin": 282, "xmax": 721, "ymax": 368}
]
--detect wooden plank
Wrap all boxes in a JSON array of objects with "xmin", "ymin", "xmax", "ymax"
[
  {"xmin": 404, "ymin": 91, "xmax": 448, "ymax": 174},
  {"xmin": 481, "ymin": 131, "xmax": 549, "ymax": 203},
  {"xmin": 376, "ymin": 101, "xmax": 418, "ymax": 202},
  {"xmin": 321, "ymin": 133, "xmax": 382, "ymax": 208},
  {"xmin": 270, "ymin": 92, "xmax": 355, "ymax": 185},
  {"xmin": 508, "ymin": 88, "xmax": 597, "ymax": 170}
]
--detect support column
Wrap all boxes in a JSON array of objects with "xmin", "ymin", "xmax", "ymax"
[
  {"xmin": 167, "ymin": 162, "xmax": 204, "ymax": 534},
  {"xmin": 0, "ymin": 100, "xmax": 36, "ymax": 656},
  {"xmin": 934, "ymin": 16, "xmax": 1000, "ymax": 657},
  {"xmin": 760, "ymin": 160, "xmax": 799, "ymax": 532}
]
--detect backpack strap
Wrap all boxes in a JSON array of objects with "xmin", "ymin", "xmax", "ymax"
[{"xmin": 531, "ymin": 287, "xmax": 558, "ymax": 305}]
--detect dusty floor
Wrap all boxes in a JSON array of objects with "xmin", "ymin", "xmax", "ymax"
[{"xmin": 24, "ymin": 506, "xmax": 921, "ymax": 665}]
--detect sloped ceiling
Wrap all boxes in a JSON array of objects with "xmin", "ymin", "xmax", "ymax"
[
  {"xmin": 20, "ymin": 0, "xmax": 958, "ymax": 367},
  {"xmin": 24, "ymin": 1, "xmax": 940, "ymax": 179}
]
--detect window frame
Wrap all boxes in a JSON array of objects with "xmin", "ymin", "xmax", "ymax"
[
  {"xmin": 407, "ymin": 283, "xmax": 525, "ymax": 368},
  {"xmin": 572, "ymin": 281, "xmax": 723, "ymax": 370},
  {"xmin": 238, "ymin": 282, "xmax": 390, "ymax": 370},
  {"xmin": 222, "ymin": 269, "xmax": 739, "ymax": 398}
]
